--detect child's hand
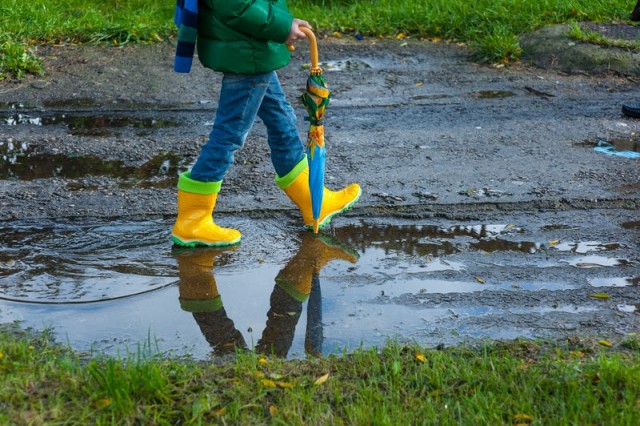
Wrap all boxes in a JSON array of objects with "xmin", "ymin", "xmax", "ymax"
[{"xmin": 286, "ymin": 19, "xmax": 311, "ymax": 45}]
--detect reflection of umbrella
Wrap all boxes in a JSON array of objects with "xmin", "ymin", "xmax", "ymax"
[{"xmin": 297, "ymin": 28, "xmax": 330, "ymax": 233}]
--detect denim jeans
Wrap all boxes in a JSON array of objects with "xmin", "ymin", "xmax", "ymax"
[{"xmin": 190, "ymin": 71, "xmax": 306, "ymax": 183}]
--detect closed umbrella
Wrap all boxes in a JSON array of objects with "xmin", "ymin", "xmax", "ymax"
[{"xmin": 292, "ymin": 28, "xmax": 331, "ymax": 233}]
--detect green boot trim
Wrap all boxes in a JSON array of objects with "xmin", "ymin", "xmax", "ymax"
[
  {"xmin": 275, "ymin": 156, "xmax": 307, "ymax": 190},
  {"xmin": 275, "ymin": 277, "xmax": 310, "ymax": 303},
  {"xmin": 171, "ymin": 235, "xmax": 241, "ymax": 248},
  {"xmin": 311, "ymin": 186, "xmax": 362, "ymax": 231},
  {"xmin": 179, "ymin": 296, "xmax": 224, "ymax": 313},
  {"xmin": 178, "ymin": 172, "xmax": 222, "ymax": 195}
]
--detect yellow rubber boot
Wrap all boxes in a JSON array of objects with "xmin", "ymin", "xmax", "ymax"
[
  {"xmin": 276, "ymin": 158, "xmax": 361, "ymax": 230},
  {"xmin": 171, "ymin": 172, "xmax": 241, "ymax": 247}
]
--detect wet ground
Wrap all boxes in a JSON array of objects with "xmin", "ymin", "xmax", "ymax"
[{"xmin": 0, "ymin": 29, "xmax": 639, "ymax": 359}]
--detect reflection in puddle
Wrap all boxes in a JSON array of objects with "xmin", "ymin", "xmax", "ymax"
[
  {"xmin": 476, "ymin": 90, "xmax": 516, "ymax": 99},
  {"xmin": 0, "ymin": 143, "xmax": 187, "ymax": 182},
  {"xmin": 589, "ymin": 277, "xmax": 635, "ymax": 287},
  {"xmin": 562, "ymin": 255, "xmax": 629, "ymax": 268},
  {"xmin": 617, "ymin": 304, "xmax": 639, "ymax": 313},
  {"xmin": 0, "ymin": 219, "xmax": 637, "ymax": 359},
  {"xmin": 1, "ymin": 113, "xmax": 177, "ymax": 136},
  {"xmin": 319, "ymin": 59, "xmax": 372, "ymax": 72},
  {"xmin": 552, "ymin": 241, "xmax": 621, "ymax": 254}
]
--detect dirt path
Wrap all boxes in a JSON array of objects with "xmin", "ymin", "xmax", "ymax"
[{"xmin": 0, "ymin": 29, "xmax": 638, "ymax": 355}]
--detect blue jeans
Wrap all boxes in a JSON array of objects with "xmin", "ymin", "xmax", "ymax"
[{"xmin": 190, "ymin": 71, "xmax": 306, "ymax": 182}]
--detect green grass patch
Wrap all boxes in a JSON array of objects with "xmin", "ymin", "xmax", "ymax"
[
  {"xmin": 568, "ymin": 22, "xmax": 640, "ymax": 50},
  {"xmin": 0, "ymin": 0, "xmax": 635, "ymax": 78},
  {"xmin": 2, "ymin": 329, "xmax": 640, "ymax": 424}
]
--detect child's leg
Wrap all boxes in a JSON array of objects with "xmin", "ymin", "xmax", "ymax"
[
  {"xmin": 190, "ymin": 72, "xmax": 274, "ymax": 182},
  {"xmin": 257, "ymin": 72, "xmax": 305, "ymax": 178}
]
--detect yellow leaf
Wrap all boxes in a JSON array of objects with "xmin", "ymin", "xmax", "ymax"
[
  {"xmin": 475, "ymin": 277, "xmax": 486, "ymax": 284},
  {"xmin": 254, "ymin": 371, "xmax": 264, "ymax": 378},
  {"xmin": 590, "ymin": 293, "xmax": 610, "ymax": 300},
  {"xmin": 269, "ymin": 405, "xmax": 278, "ymax": 416},
  {"xmin": 276, "ymin": 381, "xmax": 295, "ymax": 389},
  {"xmin": 548, "ymin": 240, "xmax": 560, "ymax": 246},
  {"xmin": 0, "ymin": 352, "xmax": 4, "ymax": 359},
  {"xmin": 569, "ymin": 351, "xmax": 585, "ymax": 358},
  {"xmin": 599, "ymin": 340, "xmax": 613, "ymax": 347},
  {"xmin": 214, "ymin": 407, "xmax": 227, "ymax": 416},
  {"xmin": 415, "ymin": 82, "xmax": 424, "ymax": 87},
  {"xmin": 314, "ymin": 373, "xmax": 330, "ymax": 385},
  {"xmin": 396, "ymin": 33, "xmax": 406, "ymax": 39},
  {"xmin": 415, "ymin": 353, "xmax": 427, "ymax": 363},
  {"xmin": 96, "ymin": 398, "xmax": 112, "ymax": 408},
  {"xmin": 513, "ymin": 413, "xmax": 534, "ymax": 421},
  {"xmin": 261, "ymin": 379, "xmax": 277, "ymax": 388},
  {"xmin": 259, "ymin": 357, "xmax": 268, "ymax": 365}
]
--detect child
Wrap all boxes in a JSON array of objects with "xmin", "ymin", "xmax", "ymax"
[{"xmin": 171, "ymin": 0, "xmax": 361, "ymax": 247}]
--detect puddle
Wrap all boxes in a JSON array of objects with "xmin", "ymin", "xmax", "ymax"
[
  {"xmin": 580, "ymin": 137, "xmax": 640, "ymax": 159},
  {"xmin": 475, "ymin": 90, "xmax": 516, "ymax": 99},
  {"xmin": 617, "ymin": 304, "xmax": 639, "ymax": 313},
  {"xmin": 589, "ymin": 277, "xmax": 636, "ymax": 287},
  {"xmin": 562, "ymin": 255, "xmax": 629, "ymax": 268},
  {"xmin": 0, "ymin": 143, "xmax": 187, "ymax": 182},
  {"xmin": 1, "ymin": 112, "xmax": 178, "ymax": 136},
  {"xmin": 0, "ymin": 219, "xmax": 637, "ymax": 360},
  {"xmin": 621, "ymin": 221, "xmax": 640, "ymax": 230},
  {"xmin": 552, "ymin": 241, "xmax": 621, "ymax": 254},
  {"xmin": 317, "ymin": 59, "xmax": 372, "ymax": 72}
]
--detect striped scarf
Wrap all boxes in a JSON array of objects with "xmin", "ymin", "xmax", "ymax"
[{"xmin": 174, "ymin": 0, "xmax": 198, "ymax": 73}]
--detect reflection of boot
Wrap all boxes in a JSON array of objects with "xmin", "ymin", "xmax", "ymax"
[
  {"xmin": 173, "ymin": 246, "xmax": 246, "ymax": 355},
  {"xmin": 171, "ymin": 172, "xmax": 241, "ymax": 247},
  {"xmin": 275, "ymin": 232, "xmax": 359, "ymax": 300},
  {"xmin": 276, "ymin": 158, "xmax": 361, "ymax": 231},
  {"xmin": 257, "ymin": 232, "xmax": 359, "ymax": 357}
]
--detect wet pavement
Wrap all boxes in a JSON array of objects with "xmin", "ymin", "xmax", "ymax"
[{"xmin": 0, "ymin": 36, "xmax": 639, "ymax": 359}]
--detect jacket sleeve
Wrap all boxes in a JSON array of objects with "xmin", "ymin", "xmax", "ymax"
[{"xmin": 212, "ymin": 0, "xmax": 293, "ymax": 43}]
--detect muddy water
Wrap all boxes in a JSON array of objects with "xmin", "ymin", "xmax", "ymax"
[{"xmin": 1, "ymin": 213, "xmax": 638, "ymax": 360}]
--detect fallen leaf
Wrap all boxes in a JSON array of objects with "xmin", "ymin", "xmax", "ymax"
[
  {"xmin": 261, "ymin": 379, "xmax": 277, "ymax": 388},
  {"xmin": 259, "ymin": 357, "xmax": 268, "ymax": 365},
  {"xmin": 214, "ymin": 407, "xmax": 227, "ymax": 416},
  {"xmin": 475, "ymin": 277, "xmax": 486, "ymax": 284},
  {"xmin": 95, "ymin": 398, "xmax": 112, "ymax": 408},
  {"xmin": 415, "ymin": 82, "xmax": 424, "ymax": 87},
  {"xmin": 599, "ymin": 340, "xmax": 613, "ymax": 347},
  {"xmin": 276, "ymin": 381, "xmax": 295, "ymax": 389},
  {"xmin": 548, "ymin": 240, "xmax": 560, "ymax": 246},
  {"xmin": 513, "ymin": 413, "xmax": 534, "ymax": 421},
  {"xmin": 314, "ymin": 373, "xmax": 330, "ymax": 385},
  {"xmin": 269, "ymin": 373, "xmax": 284, "ymax": 380},
  {"xmin": 415, "ymin": 353, "xmax": 427, "ymax": 363},
  {"xmin": 269, "ymin": 405, "xmax": 278, "ymax": 416},
  {"xmin": 590, "ymin": 293, "xmax": 610, "ymax": 300}
]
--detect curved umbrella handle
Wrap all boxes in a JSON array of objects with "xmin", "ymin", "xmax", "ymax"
[{"xmin": 287, "ymin": 27, "xmax": 323, "ymax": 75}]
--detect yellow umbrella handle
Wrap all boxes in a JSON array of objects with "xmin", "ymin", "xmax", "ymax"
[{"xmin": 287, "ymin": 27, "xmax": 322, "ymax": 75}]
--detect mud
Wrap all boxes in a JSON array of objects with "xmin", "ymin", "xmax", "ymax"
[{"xmin": 0, "ymin": 26, "xmax": 639, "ymax": 357}]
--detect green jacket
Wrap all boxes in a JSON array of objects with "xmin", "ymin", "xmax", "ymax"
[{"xmin": 197, "ymin": 0, "xmax": 294, "ymax": 74}]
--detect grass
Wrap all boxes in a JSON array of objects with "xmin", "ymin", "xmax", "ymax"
[
  {"xmin": 1, "ymin": 328, "xmax": 640, "ymax": 424},
  {"xmin": 0, "ymin": 0, "xmax": 635, "ymax": 79},
  {"xmin": 568, "ymin": 21, "xmax": 640, "ymax": 49}
]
